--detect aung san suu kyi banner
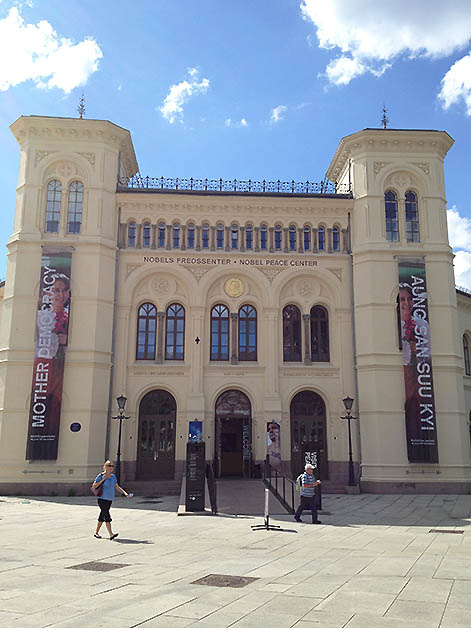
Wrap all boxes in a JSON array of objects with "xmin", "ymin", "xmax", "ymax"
[
  {"xmin": 398, "ymin": 257, "xmax": 438, "ymax": 463},
  {"xmin": 26, "ymin": 248, "xmax": 73, "ymax": 460}
]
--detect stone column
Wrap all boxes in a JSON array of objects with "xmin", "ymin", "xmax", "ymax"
[
  {"xmin": 312, "ymin": 228, "xmax": 318, "ymax": 253},
  {"xmin": 230, "ymin": 313, "xmax": 238, "ymax": 364},
  {"xmin": 298, "ymin": 227, "xmax": 304, "ymax": 253},
  {"xmin": 196, "ymin": 225, "xmax": 201, "ymax": 250},
  {"xmin": 151, "ymin": 224, "xmax": 157, "ymax": 249},
  {"xmin": 210, "ymin": 225, "xmax": 216, "ymax": 251},
  {"xmin": 303, "ymin": 314, "xmax": 312, "ymax": 365},
  {"xmin": 283, "ymin": 227, "xmax": 289, "ymax": 253},
  {"xmin": 254, "ymin": 226, "xmax": 260, "ymax": 252},
  {"xmin": 269, "ymin": 227, "xmax": 274, "ymax": 253},
  {"xmin": 166, "ymin": 224, "xmax": 172, "ymax": 250},
  {"xmin": 225, "ymin": 226, "xmax": 231, "ymax": 251},
  {"xmin": 137, "ymin": 223, "xmax": 142, "ymax": 248},
  {"xmin": 240, "ymin": 226, "xmax": 245, "ymax": 252},
  {"xmin": 181, "ymin": 224, "xmax": 187, "ymax": 250},
  {"xmin": 156, "ymin": 311, "xmax": 165, "ymax": 364},
  {"xmin": 327, "ymin": 228, "xmax": 333, "ymax": 253}
]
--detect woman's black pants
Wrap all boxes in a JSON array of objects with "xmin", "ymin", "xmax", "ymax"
[{"xmin": 97, "ymin": 498, "xmax": 112, "ymax": 522}]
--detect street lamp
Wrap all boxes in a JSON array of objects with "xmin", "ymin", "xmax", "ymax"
[
  {"xmin": 112, "ymin": 394, "xmax": 130, "ymax": 484},
  {"xmin": 340, "ymin": 395, "xmax": 357, "ymax": 486}
]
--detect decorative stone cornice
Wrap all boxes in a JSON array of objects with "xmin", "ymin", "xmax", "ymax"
[{"xmin": 10, "ymin": 115, "xmax": 138, "ymax": 178}]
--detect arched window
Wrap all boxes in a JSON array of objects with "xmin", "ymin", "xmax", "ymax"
[
  {"xmin": 283, "ymin": 305, "xmax": 302, "ymax": 362},
  {"xmin": 405, "ymin": 191, "xmax": 420, "ymax": 242},
  {"xmin": 67, "ymin": 181, "xmax": 83, "ymax": 234},
  {"xmin": 158, "ymin": 222, "xmax": 166, "ymax": 247},
  {"xmin": 260, "ymin": 225, "xmax": 268, "ymax": 250},
  {"xmin": 289, "ymin": 225, "xmax": 296, "ymax": 251},
  {"xmin": 202, "ymin": 224, "xmax": 209, "ymax": 249},
  {"xmin": 45, "ymin": 180, "xmax": 61, "ymax": 233},
  {"xmin": 231, "ymin": 224, "xmax": 239, "ymax": 250},
  {"xmin": 464, "ymin": 334, "xmax": 470, "ymax": 376},
  {"xmin": 385, "ymin": 190, "xmax": 399, "ymax": 242},
  {"xmin": 318, "ymin": 226, "xmax": 325, "ymax": 251},
  {"xmin": 211, "ymin": 304, "xmax": 229, "ymax": 360},
  {"xmin": 128, "ymin": 221, "xmax": 136, "ymax": 247},
  {"xmin": 187, "ymin": 223, "xmax": 195, "ymax": 249},
  {"xmin": 173, "ymin": 223, "xmax": 180, "ymax": 248},
  {"xmin": 136, "ymin": 303, "xmax": 157, "ymax": 360},
  {"xmin": 311, "ymin": 306, "xmax": 329, "ymax": 362},
  {"xmin": 245, "ymin": 225, "xmax": 253, "ymax": 250},
  {"xmin": 165, "ymin": 303, "xmax": 185, "ymax": 360},
  {"xmin": 216, "ymin": 224, "xmax": 224, "ymax": 249},
  {"xmin": 304, "ymin": 226, "xmax": 311, "ymax": 251},
  {"xmin": 239, "ymin": 305, "xmax": 257, "ymax": 361},
  {"xmin": 143, "ymin": 222, "xmax": 151, "ymax": 248},
  {"xmin": 332, "ymin": 226, "xmax": 340, "ymax": 251},
  {"xmin": 275, "ymin": 225, "xmax": 282, "ymax": 251}
]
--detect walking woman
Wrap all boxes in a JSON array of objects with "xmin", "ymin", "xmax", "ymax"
[{"xmin": 93, "ymin": 460, "xmax": 129, "ymax": 539}]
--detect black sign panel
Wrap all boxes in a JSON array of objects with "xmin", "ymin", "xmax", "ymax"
[{"xmin": 186, "ymin": 441, "xmax": 205, "ymax": 512}]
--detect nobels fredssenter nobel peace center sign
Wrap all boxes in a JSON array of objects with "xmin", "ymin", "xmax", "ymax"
[{"xmin": 142, "ymin": 255, "xmax": 318, "ymax": 268}]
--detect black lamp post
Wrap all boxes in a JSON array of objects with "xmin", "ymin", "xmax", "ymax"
[
  {"xmin": 112, "ymin": 394, "xmax": 130, "ymax": 484},
  {"xmin": 340, "ymin": 395, "xmax": 357, "ymax": 486}
]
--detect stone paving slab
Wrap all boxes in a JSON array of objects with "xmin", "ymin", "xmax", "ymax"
[{"xmin": 0, "ymin": 490, "xmax": 470, "ymax": 627}]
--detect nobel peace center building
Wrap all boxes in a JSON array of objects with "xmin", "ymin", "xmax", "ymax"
[{"xmin": 1, "ymin": 115, "xmax": 471, "ymax": 495}]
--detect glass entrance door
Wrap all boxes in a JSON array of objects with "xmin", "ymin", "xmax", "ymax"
[
  {"xmin": 214, "ymin": 390, "xmax": 252, "ymax": 478},
  {"xmin": 137, "ymin": 390, "xmax": 176, "ymax": 479},
  {"xmin": 290, "ymin": 391, "xmax": 328, "ymax": 480}
]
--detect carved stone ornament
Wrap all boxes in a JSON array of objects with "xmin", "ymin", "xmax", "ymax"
[
  {"xmin": 297, "ymin": 279, "xmax": 314, "ymax": 298},
  {"xmin": 126, "ymin": 264, "xmax": 140, "ymax": 277},
  {"xmin": 224, "ymin": 277, "xmax": 245, "ymax": 298},
  {"xmin": 412, "ymin": 162, "xmax": 430, "ymax": 175},
  {"xmin": 56, "ymin": 161, "xmax": 78, "ymax": 178},
  {"xmin": 78, "ymin": 152, "xmax": 96, "ymax": 166},
  {"xmin": 373, "ymin": 161, "xmax": 390, "ymax": 175},
  {"xmin": 187, "ymin": 266, "xmax": 213, "ymax": 282},
  {"xmin": 327, "ymin": 268, "xmax": 342, "ymax": 282},
  {"xmin": 35, "ymin": 150, "xmax": 56, "ymax": 166},
  {"xmin": 151, "ymin": 277, "xmax": 171, "ymax": 294},
  {"xmin": 256, "ymin": 267, "xmax": 284, "ymax": 282},
  {"xmin": 391, "ymin": 172, "xmax": 411, "ymax": 189}
]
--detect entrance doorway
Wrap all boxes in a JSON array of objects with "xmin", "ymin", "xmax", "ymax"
[
  {"xmin": 290, "ymin": 391, "xmax": 328, "ymax": 480},
  {"xmin": 137, "ymin": 390, "xmax": 176, "ymax": 479},
  {"xmin": 215, "ymin": 390, "xmax": 251, "ymax": 477}
]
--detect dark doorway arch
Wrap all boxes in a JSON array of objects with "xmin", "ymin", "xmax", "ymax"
[
  {"xmin": 137, "ymin": 390, "xmax": 176, "ymax": 479},
  {"xmin": 290, "ymin": 391, "xmax": 328, "ymax": 480},
  {"xmin": 215, "ymin": 390, "xmax": 252, "ymax": 477}
]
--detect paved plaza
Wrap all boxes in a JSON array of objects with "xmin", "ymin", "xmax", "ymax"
[{"xmin": 1, "ymin": 483, "xmax": 471, "ymax": 627}]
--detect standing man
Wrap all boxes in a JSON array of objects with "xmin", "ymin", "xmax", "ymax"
[{"xmin": 294, "ymin": 463, "xmax": 322, "ymax": 524}]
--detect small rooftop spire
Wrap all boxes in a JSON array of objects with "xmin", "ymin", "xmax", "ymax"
[
  {"xmin": 77, "ymin": 91, "xmax": 85, "ymax": 119},
  {"xmin": 381, "ymin": 104, "xmax": 389, "ymax": 129}
]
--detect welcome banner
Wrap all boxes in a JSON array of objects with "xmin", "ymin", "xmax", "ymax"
[
  {"xmin": 398, "ymin": 257, "xmax": 438, "ymax": 463},
  {"xmin": 26, "ymin": 248, "xmax": 73, "ymax": 460}
]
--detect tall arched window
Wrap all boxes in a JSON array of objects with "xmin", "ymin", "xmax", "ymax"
[
  {"xmin": 260, "ymin": 225, "xmax": 268, "ymax": 250},
  {"xmin": 67, "ymin": 181, "xmax": 83, "ymax": 234},
  {"xmin": 318, "ymin": 226, "xmax": 325, "ymax": 251},
  {"xmin": 385, "ymin": 190, "xmax": 399, "ymax": 242},
  {"xmin": 464, "ymin": 334, "xmax": 470, "ymax": 376},
  {"xmin": 275, "ymin": 225, "xmax": 282, "ymax": 251},
  {"xmin": 304, "ymin": 226, "xmax": 311, "ymax": 251},
  {"xmin": 216, "ymin": 224, "xmax": 224, "ymax": 249},
  {"xmin": 202, "ymin": 224, "xmax": 209, "ymax": 249},
  {"xmin": 245, "ymin": 225, "xmax": 253, "ymax": 250},
  {"xmin": 332, "ymin": 226, "xmax": 340, "ymax": 251},
  {"xmin": 405, "ymin": 190, "xmax": 420, "ymax": 242},
  {"xmin": 45, "ymin": 180, "xmax": 62, "ymax": 233},
  {"xmin": 158, "ymin": 222, "xmax": 166, "ymax": 247},
  {"xmin": 143, "ymin": 222, "xmax": 151, "ymax": 247},
  {"xmin": 289, "ymin": 225, "xmax": 296, "ymax": 251},
  {"xmin": 136, "ymin": 303, "xmax": 157, "ymax": 360},
  {"xmin": 239, "ymin": 305, "xmax": 257, "ymax": 361},
  {"xmin": 187, "ymin": 223, "xmax": 195, "ymax": 249},
  {"xmin": 283, "ymin": 305, "xmax": 302, "ymax": 362},
  {"xmin": 311, "ymin": 306, "xmax": 329, "ymax": 362},
  {"xmin": 128, "ymin": 221, "xmax": 136, "ymax": 247},
  {"xmin": 211, "ymin": 304, "xmax": 229, "ymax": 360},
  {"xmin": 165, "ymin": 303, "xmax": 185, "ymax": 360},
  {"xmin": 231, "ymin": 224, "xmax": 239, "ymax": 249},
  {"xmin": 173, "ymin": 223, "xmax": 180, "ymax": 248}
]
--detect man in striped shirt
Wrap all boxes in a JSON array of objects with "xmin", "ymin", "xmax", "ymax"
[{"xmin": 294, "ymin": 463, "xmax": 322, "ymax": 524}]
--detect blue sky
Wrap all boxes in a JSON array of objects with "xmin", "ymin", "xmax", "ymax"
[{"xmin": 1, "ymin": 0, "xmax": 470, "ymax": 284}]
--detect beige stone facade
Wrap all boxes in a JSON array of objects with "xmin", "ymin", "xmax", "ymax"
[{"xmin": 0, "ymin": 115, "xmax": 470, "ymax": 494}]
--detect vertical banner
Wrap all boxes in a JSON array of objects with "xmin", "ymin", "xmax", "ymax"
[
  {"xmin": 398, "ymin": 257, "xmax": 438, "ymax": 463},
  {"xmin": 267, "ymin": 420, "xmax": 281, "ymax": 470},
  {"xmin": 26, "ymin": 248, "xmax": 73, "ymax": 460},
  {"xmin": 188, "ymin": 420, "xmax": 203, "ymax": 443}
]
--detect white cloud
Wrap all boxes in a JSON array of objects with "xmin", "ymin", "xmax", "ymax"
[
  {"xmin": 225, "ymin": 117, "xmax": 248, "ymax": 128},
  {"xmin": 270, "ymin": 105, "xmax": 287, "ymax": 124},
  {"xmin": 447, "ymin": 207, "xmax": 471, "ymax": 290},
  {"xmin": 0, "ymin": 7, "xmax": 102, "ymax": 93},
  {"xmin": 301, "ymin": 0, "xmax": 471, "ymax": 87},
  {"xmin": 439, "ymin": 53, "xmax": 471, "ymax": 115},
  {"xmin": 159, "ymin": 68, "xmax": 209, "ymax": 124}
]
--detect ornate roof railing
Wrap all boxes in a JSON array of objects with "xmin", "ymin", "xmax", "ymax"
[{"xmin": 117, "ymin": 175, "xmax": 352, "ymax": 196}]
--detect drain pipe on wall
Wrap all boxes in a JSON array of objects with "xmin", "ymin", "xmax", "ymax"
[
  {"xmin": 348, "ymin": 211, "xmax": 362, "ymax": 481},
  {"xmin": 105, "ymin": 207, "xmax": 121, "ymax": 459}
]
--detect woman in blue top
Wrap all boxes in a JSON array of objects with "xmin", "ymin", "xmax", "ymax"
[{"xmin": 93, "ymin": 460, "xmax": 129, "ymax": 539}]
